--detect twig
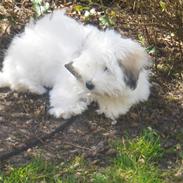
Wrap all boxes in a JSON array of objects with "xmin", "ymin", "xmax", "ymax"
[
  {"xmin": 63, "ymin": 141, "xmax": 91, "ymax": 151},
  {"xmin": 0, "ymin": 117, "xmax": 76, "ymax": 162}
]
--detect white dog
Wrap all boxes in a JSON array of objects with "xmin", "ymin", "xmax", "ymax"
[{"xmin": 0, "ymin": 10, "xmax": 150, "ymax": 120}]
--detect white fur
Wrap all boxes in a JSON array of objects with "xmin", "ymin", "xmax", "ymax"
[{"xmin": 0, "ymin": 10, "xmax": 150, "ymax": 120}]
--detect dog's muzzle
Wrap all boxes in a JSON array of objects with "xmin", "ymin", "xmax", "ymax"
[
  {"xmin": 85, "ymin": 81, "xmax": 95, "ymax": 90},
  {"xmin": 65, "ymin": 62, "xmax": 95, "ymax": 90}
]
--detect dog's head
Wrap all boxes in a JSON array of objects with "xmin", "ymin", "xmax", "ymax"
[{"xmin": 65, "ymin": 36, "xmax": 150, "ymax": 97}]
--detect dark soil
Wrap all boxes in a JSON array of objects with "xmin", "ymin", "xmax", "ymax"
[{"xmin": 0, "ymin": 2, "xmax": 183, "ymax": 175}]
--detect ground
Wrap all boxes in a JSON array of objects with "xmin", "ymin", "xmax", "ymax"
[{"xmin": 0, "ymin": 1, "xmax": 183, "ymax": 182}]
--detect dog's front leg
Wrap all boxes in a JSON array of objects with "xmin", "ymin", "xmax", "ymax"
[
  {"xmin": 96, "ymin": 96, "xmax": 131, "ymax": 121},
  {"xmin": 49, "ymin": 83, "xmax": 89, "ymax": 119}
]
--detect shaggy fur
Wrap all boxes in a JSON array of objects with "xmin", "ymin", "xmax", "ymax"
[{"xmin": 0, "ymin": 10, "xmax": 150, "ymax": 120}]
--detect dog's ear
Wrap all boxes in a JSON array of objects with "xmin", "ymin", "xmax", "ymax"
[
  {"xmin": 118, "ymin": 61, "xmax": 139, "ymax": 90},
  {"xmin": 65, "ymin": 61, "xmax": 82, "ymax": 81},
  {"xmin": 118, "ymin": 50, "xmax": 148, "ymax": 90}
]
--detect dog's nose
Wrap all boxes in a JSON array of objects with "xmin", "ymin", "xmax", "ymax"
[{"xmin": 86, "ymin": 81, "xmax": 95, "ymax": 90}]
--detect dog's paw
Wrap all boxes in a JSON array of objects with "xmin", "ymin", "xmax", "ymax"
[
  {"xmin": 48, "ymin": 107, "xmax": 73, "ymax": 119},
  {"xmin": 28, "ymin": 85, "xmax": 47, "ymax": 95},
  {"xmin": 96, "ymin": 109, "xmax": 104, "ymax": 115}
]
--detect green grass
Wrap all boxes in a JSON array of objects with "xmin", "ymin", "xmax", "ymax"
[
  {"xmin": 0, "ymin": 128, "xmax": 165, "ymax": 183},
  {"xmin": 0, "ymin": 158, "xmax": 60, "ymax": 183},
  {"xmin": 92, "ymin": 128, "xmax": 164, "ymax": 183}
]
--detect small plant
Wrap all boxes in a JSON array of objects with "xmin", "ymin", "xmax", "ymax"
[
  {"xmin": 99, "ymin": 14, "xmax": 115, "ymax": 28},
  {"xmin": 31, "ymin": 0, "xmax": 50, "ymax": 17}
]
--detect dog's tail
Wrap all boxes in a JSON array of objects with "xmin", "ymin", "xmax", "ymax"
[{"xmin": 0, "ymin": 72, "xmax": 9, "ymax": 88}]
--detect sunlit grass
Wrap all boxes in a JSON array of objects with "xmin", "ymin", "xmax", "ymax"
[
  {"xmin": 0, "ymin": 128, "xmax": 165, "ymax": 183},
  {"xmin": 92, "ymin": 128, "xmax": 164, "ymax": 183},
  {"xmin": 0, "ymin": 158, "xmax": 60, "ymax": 183}
]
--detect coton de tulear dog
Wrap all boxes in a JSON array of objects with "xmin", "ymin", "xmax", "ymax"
[{"xmin": 0, "ymin": 10, "xmax": 150, "ymax": 120}]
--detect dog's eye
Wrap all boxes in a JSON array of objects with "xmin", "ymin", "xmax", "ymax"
[{"xmin": 104, "ymin": 67, "xmax": 108, "ymax": 72}]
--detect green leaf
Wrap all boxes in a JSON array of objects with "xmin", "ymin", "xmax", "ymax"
[
  {"xmin": 159, "ymin": 1, "xmax": 166, "ymax": 11},
  {"xmin": 73, "ymin": 5, "xmax": 89, "ymax": 12},
  {"xmin": 138, "ymin": 34, "xmax": 145, "ymax": 46},
  {"xmin": 146, "ymin": 46, "xmax": 156, "ymax": 54},
  {"xmin": 31, "ymin": 0, "xmax": 42, "ymax": 5},
  {"xmin": 99, "ymin": 15, "xmax": 115, "ymax": 27},
  {"xmin": 31, "ymin": 0, "xmax": 50, "ymax": 17}
]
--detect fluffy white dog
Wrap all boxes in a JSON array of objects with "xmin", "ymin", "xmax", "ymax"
[{"xmin": 0, "ymin": 10, "xmax": 150, "ymax": 120}]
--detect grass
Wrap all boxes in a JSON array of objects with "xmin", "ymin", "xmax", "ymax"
[
  {"xmin": 92, "ymin": 128, "xmax": 164, "ymax": 183},
  {"xmin": 0, "ymin": 158, "xmax": 59, "ymax": 183},
  {"xmin": 0, "ymin": 128, "xmax": 165, "ymax": 183}
]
